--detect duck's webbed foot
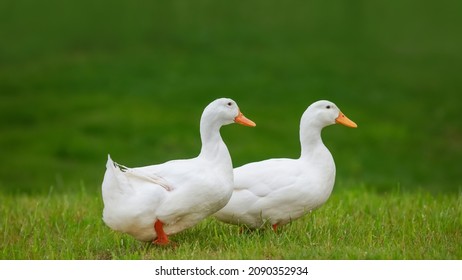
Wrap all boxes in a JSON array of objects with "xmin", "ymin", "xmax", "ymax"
[{"xmin": 152, "ymin": 219, "xmax": 170, "ymax": 245}]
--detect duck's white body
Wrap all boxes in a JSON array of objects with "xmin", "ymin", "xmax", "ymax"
[
  {"xmin": 215, "ymin": 150, "xmax": 335, "ymax": 229},
  {"xmin": 214, "ymin": 100, "xmax": 356, "ymax": 230},
  {"xmin": 102, "ymin": 98, "xmax": 255, "ymax": 243}
]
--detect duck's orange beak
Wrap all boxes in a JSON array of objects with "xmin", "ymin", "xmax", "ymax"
[
  {"xmin": 234, "ymin": 111, "xmax": 256, "ymax": 127},
  {"xmin": 335, "ymin": 112, "xmax": 357, "ymax": 128}
]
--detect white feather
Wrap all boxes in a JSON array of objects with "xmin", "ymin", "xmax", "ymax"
[
  {"xmin": 102, "ymin": 98, "xmax": 254, "ymax": 241},
  {"xmin": 214, "ymin": 100, "xmax": 356, "ymax": 229}
]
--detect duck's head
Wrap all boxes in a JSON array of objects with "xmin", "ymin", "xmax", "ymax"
[
  {"xmin": 203, "ymin": 98, "xmax": 256, "ymax": 127},
  {"xmin": 304, "ymin": 100, "xmax": 357, "ymax": 128}
]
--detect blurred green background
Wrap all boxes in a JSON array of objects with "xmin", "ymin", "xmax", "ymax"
[{"xmin": 1, "ymin": 0, "xmax": 461, "ymax": 195}]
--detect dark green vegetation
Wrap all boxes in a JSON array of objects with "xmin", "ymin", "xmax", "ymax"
[{"xmin": 1, "ymin": 0, "xmax": 461, "ymax": 259}]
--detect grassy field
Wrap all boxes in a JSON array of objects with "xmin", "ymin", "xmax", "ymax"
[
  {"xmin": 2, "ymin": 186, "xmax": 460, "ymax": 259},
  {"xmin": 1, "ymin": 0, "xmax": 461, "ymax": 259}
]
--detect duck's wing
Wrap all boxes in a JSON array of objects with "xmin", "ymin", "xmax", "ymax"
[
  {"xmin": 106, "ymin": 155, "xmax": 173, "ymax": 193},
  {"xmin": 112, "ymin": 161, "xmax": 173, "ymax": 191},
  {"xmin": 215, "ymin": 158, "xmax": 300, "ymax": 227},
  {"xmin": 234, "ymin": 158, "xmax": 300, "ymax": 197}
]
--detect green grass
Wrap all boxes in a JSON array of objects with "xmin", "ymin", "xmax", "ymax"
[
  {"xmin": 1, "ymin": 0, "xmax": 462, "ymax": 259},
  {"xmin": 1, "ymin": 185, "xmax": 460, "ymax": 259}
]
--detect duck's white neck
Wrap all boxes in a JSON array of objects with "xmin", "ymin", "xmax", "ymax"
[
  {"xmin": 299, "ymin": 118, "xmax": 329, "ymax": 159},
  {"xmin": 198, "ymin": 117, "xmax": 231, "ymax": 164},
  {"xmin": 299, "ymin": 117, "xmax": 336, "ymax": 197}
]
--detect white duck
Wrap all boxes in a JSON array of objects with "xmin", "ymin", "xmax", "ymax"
[
  {"xmin": 102, "ymin": 98, "xmax": 255, "ymax": 244},
  {"xmin": 214, "ymin": 100, "xmax": 357, "ymax": 231}
]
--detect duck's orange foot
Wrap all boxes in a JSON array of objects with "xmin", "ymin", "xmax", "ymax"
[
  {"xmin": 152, "ymin": 238, "xmax": 170, "ymax": 246},
  {"xmin": 272, "ymin": 224, "xmax": 278, "ymax": 232},
  {"xmin": 153, "ymin": 219, "xmax": 170, "ymax": 246}
]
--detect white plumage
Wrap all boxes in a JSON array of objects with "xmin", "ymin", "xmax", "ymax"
[
  {"xmin": 102, "ymin": 98, "xmax": 255, "ymax": 244},
  {"xmin": 214, "ymin": 100, "xmax": 357, "ymax": 231}
]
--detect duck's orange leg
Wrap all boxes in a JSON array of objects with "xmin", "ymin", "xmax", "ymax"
[
  {"xmin": 153, "ymin": 219, "xmax": 169, "ymax": 245},
  {"xmin": 272, "ymin": 224, "xmax": 278, "ymax": 232}
]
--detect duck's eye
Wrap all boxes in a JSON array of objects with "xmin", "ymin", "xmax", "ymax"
[
  {"xmin": 326, "ymin": 105, "xmax": 331, "ymax": 109},
  {"xmin": 227, "ymin": 102, "xmax": 232, "ymax": 106}
]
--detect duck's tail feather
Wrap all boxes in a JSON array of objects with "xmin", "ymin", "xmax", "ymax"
[
  {"xmin": 104, "ymin": 154, "xmax": 173, "ymax": 192},
  {"xmin": 103, "ymin": 154, "xmax": 130, "ymax": 194}
]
